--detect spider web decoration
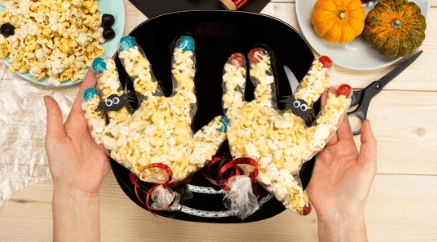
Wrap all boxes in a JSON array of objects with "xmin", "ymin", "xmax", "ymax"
[{"xmin": 127, "ymin": 0, "xmax": 271, "ymax": 18}]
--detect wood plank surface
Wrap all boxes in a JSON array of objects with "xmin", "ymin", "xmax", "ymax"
[
  {"xmin": 1, "ymin": 1, "xmax": 437, "ymax": 241},
  {"xmin": 1, "ymin": 174, "xmax": 436, "ymax": 241},
  {"xmin": 354, "ymin": 91, "xmax": 437, "ymax": 175}
]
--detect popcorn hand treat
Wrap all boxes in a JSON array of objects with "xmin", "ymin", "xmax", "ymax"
[
  {"xmin": 222, "ymin": 49, "xmax": 352, "ymax": 212},
  {"xmin": 83, "ymin": 36, "xmax": 227, "ymax": 199},
  {"xmin": 0, "ymin": 0, "xmax": 116, "ymax": 86}
]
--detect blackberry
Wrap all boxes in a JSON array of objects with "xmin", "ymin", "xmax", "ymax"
[
  {"xmin": 103, "ymin": 27, "xmax": 115, "ymax": 41},
  {"xmin": 1, "ymin": 23, "xmax": 15, "ymax": 37},
  {"xmin": 102, "ymin": 14, "xmax": 115, "ymax": 28}
]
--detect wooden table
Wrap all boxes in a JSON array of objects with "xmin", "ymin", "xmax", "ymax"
[{"xmin": 1, "ymin": 0, "xmax": 436, "ymax": 241}]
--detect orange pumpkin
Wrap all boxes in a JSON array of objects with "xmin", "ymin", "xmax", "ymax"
[{"xmin": 311, "ymin": 0, "xmax": 366, "ymax": 43}]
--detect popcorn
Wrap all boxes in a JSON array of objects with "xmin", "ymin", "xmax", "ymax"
[
  {"xmin": 83, "ymin": 36, "xmax": 227, "ymax": 182},
  {"xmin": 222, "ymin": 51, "xmax": 352, "ymax": 212},
  {"xmin": 0, "ymin": 0, "xmax": 106, "ymax": 84}
]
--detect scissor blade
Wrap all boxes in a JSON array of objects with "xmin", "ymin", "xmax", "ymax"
[
  {"xmin": 284, "ymin": 65, "xmax": 300, "ymax": 94},
  {"xmin": 377, "ymin": 50, "xmax": 423, "ymax": 88}
]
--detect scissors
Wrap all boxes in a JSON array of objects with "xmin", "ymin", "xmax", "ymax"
[{"xmin": 348, "ymin": 50, "xmax": 423, "ymax": 135}]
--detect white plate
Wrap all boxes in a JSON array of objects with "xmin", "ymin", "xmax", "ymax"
[{"xmin": 296, "ymin": 0, "xmax": 430, "ymax": 70}]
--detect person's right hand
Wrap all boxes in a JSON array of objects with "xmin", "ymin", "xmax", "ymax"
[
  {"xmin": 307, "ymin": 92, "xmax": 377, "ymax": 241},
  {"xmin": 45, "ymin": 70, "xmax": 110, "ymax": 242},
  {"xmin": 45, "ymin": 70, "xmax": 111, "ymax": 196}
]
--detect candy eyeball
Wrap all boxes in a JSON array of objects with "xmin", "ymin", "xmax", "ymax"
[
  {"xmin": 300, "ymin": 104, "xmax": 308, "ymax": 112},
  {"xmin": 106, "ymin": 98, "xmax": 113, "ymax": 107},
  {"xmin": 293, "ymin": 100, "xmax": 301, "ymax": 108}
]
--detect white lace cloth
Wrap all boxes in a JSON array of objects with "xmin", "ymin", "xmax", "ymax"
[{"xmin": 0, "ymin": 62, "xmax": 76, "ymax": 208}]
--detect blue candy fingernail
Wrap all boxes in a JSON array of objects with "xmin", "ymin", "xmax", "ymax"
[
  {"xmin": 120, "ymin": 36, "xmax": 136, "ymax": 51},
  {"xmin": 178, "ymin": 36, "xmax": 194, "ymax": 52},
  {"xmin": 219, "ymin": 116, "xmax": 230, "ymax": 133},
  {"xmin": 83, "ymin": 87, "xmax": 98, "ymax": 101},
  {"xmin": 92, "ymin": 57, "xmax": 106, "ymax": 73}
]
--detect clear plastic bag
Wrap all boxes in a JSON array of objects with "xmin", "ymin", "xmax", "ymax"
[
  {"xmin": 0, "ymin": 62, "xmax": 75, "ymax": 208},
  {"xmin": 82, "ymin": 35, "xmax": 227, "ymax": 209},
  {"xmin": 150, "ymin": 185, "xmax": 181, "ymax": 210},
  {"xmin": 221, "ymin": 49, "xmax": 352, "ymax": 212},
  {"xmin": 223, "ymin": 176, "xmax": 259, "ymax": 220}
]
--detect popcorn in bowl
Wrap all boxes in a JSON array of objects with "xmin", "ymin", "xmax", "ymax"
[
  {"xmin": 0, "ymin": 0, "xmax": 116, "ymax": 85},
  {"xmin": 222, "ymin": 49, "xmax": 352, "ymax": 212},
  {"xmin": 82, "ymin": 35, "xmax": 227, "ymax": 186}
]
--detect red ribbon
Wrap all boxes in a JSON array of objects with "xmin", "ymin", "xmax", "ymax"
[
  {"xmin": 203, "ymin": 156, "xmax": 259, "ymax": 192},
  {"xmin": 129, "ymin": 163, "xmax": 191, "ymax": 217},
  {"xmin": 203, "ymin": 156, "xmax": 311, "ymax": 216},
  {"xmin": 201, "ymin": 156, "xmax": 226, "ymax": 186},
  {"xmin": 233, "ymin": 0, "xmax": 249, "ymax": 9}
]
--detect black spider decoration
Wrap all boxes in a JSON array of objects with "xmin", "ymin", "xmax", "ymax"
[
  {"xmin": 281, "ymin": 95, "xmax": 316, "ymax": 127},
  {"xmin": 97, "ymin": 93, "xmax": 134, "ymax": 116}
]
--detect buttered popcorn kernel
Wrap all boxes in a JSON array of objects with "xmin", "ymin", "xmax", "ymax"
[
  {"xmin": 0, "ymin": 0, "xmax": 106, "ymax": 84},
  {"xmin": 223, "ymin": 52, "xmax": 351, "ymax": 211}
]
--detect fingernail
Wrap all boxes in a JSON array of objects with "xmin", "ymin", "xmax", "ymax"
[
  {"xmin": 92, "ymin": 57, "xmax": 106, "ymax": 73},
  {"xmin": 229, "ymin": 54, "xmax": 245, "ymax": 68},
  {"xmin": 83, "ymin": 87, "xmax": 98, "ymax": 101},
  {"xmin": 177, "ymin": 36, "xmax": 194, "ymax": 52},
  {"xmin": 119, "ymin": 36, "xmax": 136, "ymax": 51},
  {"xmin": 318, "ymin": 56, "xmax": 333, "ymax": 68},
  {"xmin": 248, "ymin": 48, "xmax": 265, "ymax": 64},
  {"xmin": 335, "ymin": 84, "xmax": 352, "ymax": 97},
  {"xmin": 219, "ymin": 116, "xmax": 230, "ymax": 133}
]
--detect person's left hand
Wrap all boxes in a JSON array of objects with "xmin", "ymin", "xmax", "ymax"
[{"xmin": 44, "ymin": 70, "xmax": 110, "ymax": 196}]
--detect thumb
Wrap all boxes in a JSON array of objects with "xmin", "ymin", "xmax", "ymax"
[
  {"xmin": 192, "ymin": 116, "xmax": 227, "ymax": 160},
  {"xmin": 44, "ymin": 96, "xmax": 65, "ymax": 139},
  {"xmin": 358, "ymin": 120, "xmax": 377, "ymax": 171}
]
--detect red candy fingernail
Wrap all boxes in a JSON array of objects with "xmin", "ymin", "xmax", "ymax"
[
  {"xmin": 336, "ymin": 84, "xmax": 352, "ymax": 97},
  {"xmin": 319, "ymin": 56, "xmax": 333, "ymax": 68},
  {"xmin": 249, "ymin": 48, "xmax": 264, "ymax": 64},
  {"xmin": 298, "ymin": 203, "xmax": 312, "ymax": 216},
  {"xmin": 230, "ymin": 54, "xmax": 245, "ymax": 68}
]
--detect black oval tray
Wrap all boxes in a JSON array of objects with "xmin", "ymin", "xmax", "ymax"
[{"xmin": 110, "ymin": 10, "xmax": 318, "ymax": 223}]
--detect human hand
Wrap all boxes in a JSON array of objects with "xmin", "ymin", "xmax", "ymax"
[
  {"xmin": 307, "ymin": 99, "xmax": 377, "ymax": 218},
  {"xmin": 45, "ymin": 70, "xmax": 109, "ymax": 241},
  {"xmin": 306, "ymin": 92, "xmax": 377, "ymax": 241},
  {"xmin": 44, "ymin": 70, "xmax": 110, "ymax": 196}
]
